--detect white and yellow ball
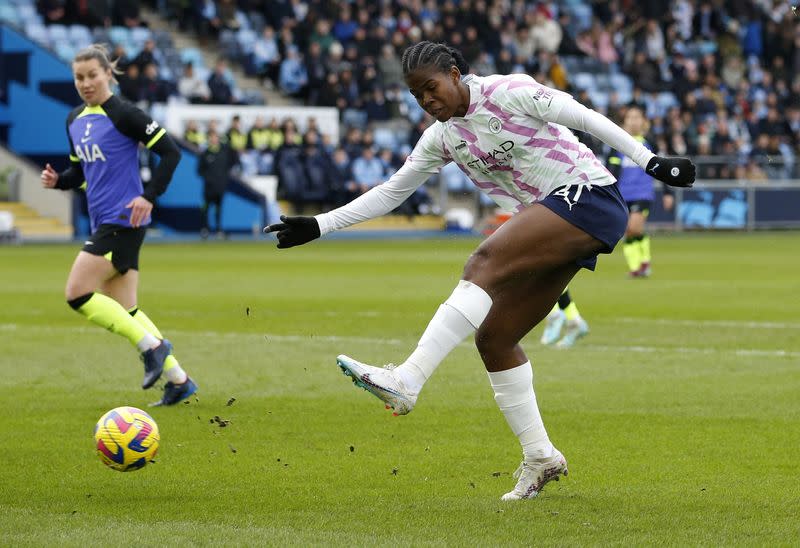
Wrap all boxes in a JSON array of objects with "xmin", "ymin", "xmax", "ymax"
[{"xmin": 94, "ymin": 406, "xmax": 159, "ymax": 472}]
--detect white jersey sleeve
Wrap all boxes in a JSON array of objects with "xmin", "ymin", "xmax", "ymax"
[
  {"xmin": 315, "ymin": 125, "xmax": 448, "ymax": 235},
  {"xmin": 502, "ymin": 81, "xmax": 655, "ymax": 169}
]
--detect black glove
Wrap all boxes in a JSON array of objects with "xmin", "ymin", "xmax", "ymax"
[
  {"xmin": 645, "ymin": 156, "xmax": 696, "ymax": 187},
  {"xmin": 263, "ymin": 215, "xmax": 321, "ymax": 248}
]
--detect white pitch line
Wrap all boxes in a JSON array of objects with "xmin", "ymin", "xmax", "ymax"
[
  {"xmin": 614, "ymin": 317, "xmax": 800, "ymax": 330},
  {"xmin": 581, "ymin": 344, "xmax": 800, "ymax": 359},
  {"xmin": 1, "ymin": 324, "xmax": 798, "ymax": 359}
]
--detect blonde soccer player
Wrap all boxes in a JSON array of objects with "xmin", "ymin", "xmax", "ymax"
[{"xmin": 41, "ymin": 44, "xmax": 197, "ymax": 405}]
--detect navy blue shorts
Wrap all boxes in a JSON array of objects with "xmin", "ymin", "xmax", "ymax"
[{"xmin": 540, "ymin": 183, "xmax": 628, "ymax": 270}]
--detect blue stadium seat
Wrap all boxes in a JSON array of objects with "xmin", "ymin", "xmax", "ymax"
[
  {"xmin": 24, "ymin": 23, "xmax": 49, "ymax": 46},
  {"xmin": 609, "ymin": 73, "xmax": 633, "ymax": 94},
  {"xmin": 54, "ymin": 42, "xmax": 77, "ymax": 63},
  {"xmin": 16, "ymin": 4, "xmax": 38, "ymax": 24},
  {"xmin": 373, "ymin": 127, "xmax": 398, "ymax": 151},
  {"xmin": 342, "ymin": 109, "xmax": 368, "ymax": 129},
  {"xmin": 47, "ymin": 24, "xmax": 69, "ymax": 43},
  {"xmin": 572, "ymin": 72, "xmax": 596, "ymax": 92},
  {"xmin": 614, "ymin": 88, "xmax": 633, "ymax": 105},
  {"xmin": 594, "ymin": 73, "xmax": 611, "ymax": 90},
  {"xmin": 130, "ymin": 26, "xmax": 152, "ymax": 45},
  {"xmin": 180, "ymin": 48, "xmax": 204, "ymax": 68},
  {"xmin": 109, "ymin": 26, "xmax": 131, "ymax": 46},
  {"xmin": 587, "ymin": 90, "xmax": 609, "ymax": 112},
  {"xmin": 0, "ymin": 5, "xmax": 20, "ymax": 26},
  {"xmin": 567, "ymin": 4, "xmax": 593, "ymax": 32},
  {"xmin": 125, "ymin": 44, "xmax": 141, "ymax": 58},
  {"xmin": 656, "ymin": 92, "xmax": 679, "ymax": 112},
  {"xmin": 440, "ymin": 162, "xmax": 474, "ymax": 193},
  {"xmin": 68, "ymin": 25, "xmax": 92, "ymax": 48}
]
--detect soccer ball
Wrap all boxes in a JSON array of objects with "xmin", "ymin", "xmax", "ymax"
[{"xmin": 94, "ymin": 406, "xmax": 160, "ymax": 472}]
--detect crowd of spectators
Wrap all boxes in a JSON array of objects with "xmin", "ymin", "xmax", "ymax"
[
  {"xmin": 28, "ymin": 0, "xmax": 800, "ymax": 215},
  {"xmin": 158, "ymin": 0, "xmax": 799, "ymax": 181},
  {"xmin": 182, "ymin": 115, "xmax": 434, "ymax": 214}
]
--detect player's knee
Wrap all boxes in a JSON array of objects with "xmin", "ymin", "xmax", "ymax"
[
  {"xmin": 462, "ymin": 246, "xmax": 495, "ymax": 284},
  {"xmin": 65, "ymin": 277, "xmax": 91, "ymax": 302},
  {"xmin": 67, "ymin": 292, "xmax": 93, "ymax": 310}
]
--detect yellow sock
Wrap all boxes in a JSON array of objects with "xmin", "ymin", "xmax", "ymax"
[
  {"xmin": 639, "ymin": 235, "xmax": 651, "ymax": 264},
  {"xmin": 72, "ymin": 293, "xmax": 153, "ymax": 349},
  {"xmin": 129, "ymin": 307, "xmax": 185, "ymax": 380},
  {"xmin": 563, "ymin": 302, "xmax": 580, "ymax": 321},
  {"xmin": 623, "ymin": 240, "xmax": 641, "ymax": 272}
]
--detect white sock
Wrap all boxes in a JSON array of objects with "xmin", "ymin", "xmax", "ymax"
[
  {"xmin": 164, "ymin": 358, "xmax": 188, "ymax": 384},
  {"xmin": 136, "ymin": 333, "xmax": 160, "ymax": 353},
  {"xmin": 488, "ymin": 361, "xmax": 554, "ymax": 461},
  {"xmin": 395, "ymin": 280, "xmax": 492, "ymax": 393}
]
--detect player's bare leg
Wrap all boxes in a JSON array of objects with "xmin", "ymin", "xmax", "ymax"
[{"xmin": 464, "ymin": 204, "xmax": 605, "ymax": 499}]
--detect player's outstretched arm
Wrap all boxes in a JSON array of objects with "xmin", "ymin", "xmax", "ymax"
[
  {"xmin": 263, "ymin": 163, "xmax": 431, "ymax": 248},
  {"xmin": 550, "ymin": 97, "xmax": 695, "ymax": 187}
]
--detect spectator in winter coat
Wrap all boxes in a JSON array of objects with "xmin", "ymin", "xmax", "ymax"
[{"xmin": 197, "ymin": 130, "xmax": 239, "ymax": 237}]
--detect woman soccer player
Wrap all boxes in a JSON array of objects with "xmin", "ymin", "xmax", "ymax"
[
  {"xmin": 41, "ymin": 44, "xmax": 197, "ymax": 406},
  {"xmin": 266, "ymin": 42, "xmax": 694, "ymax": 500},
  {"xmin": 607, "ymin": 104, "xmax": 674, "ymax": 278}
]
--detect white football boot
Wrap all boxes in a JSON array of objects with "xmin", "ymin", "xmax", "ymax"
[
  {"xmin": 556, "ymin": 318, "xmax": 589, "ymax": 349},
  {"xmin": 336, "ymin": 355, "xmax": 418, "ymax": 415},
  {"xmin": 501, "ymin": 449, "xmax": 568, "ymax": 501},
  {"xmin": 540, "ymin": 309, "xmax": 566, "ymax": 345}
]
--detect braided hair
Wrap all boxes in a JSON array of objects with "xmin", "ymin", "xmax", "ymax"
[{"xmin": 401, "ymin": 42, "xmax": 470, "ymax": 78}]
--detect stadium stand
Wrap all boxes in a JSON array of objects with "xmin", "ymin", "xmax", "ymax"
[
  {"xmin": 5, "ymin": 0, "xmax": 799, "ymax": 219},
  {"xmin": 148, "ymin": 0, "xmax": 798, "ymax": 193}
]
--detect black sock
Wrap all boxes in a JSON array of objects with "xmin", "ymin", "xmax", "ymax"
[{"xmin": 558, "ymin": 290, "xmax": 572, "ymax": 310}]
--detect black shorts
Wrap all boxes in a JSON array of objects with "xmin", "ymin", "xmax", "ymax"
[
  {"xmin": 540, "ymin": 183, "xmax": 629, "ymax": 271},
  {"xmin": 626, "ymin": 200, "xmax": 652, "ymax": 216},
  {"xmin": 82, "ymin": 224, "xmax": 146, "ymax": 274}
]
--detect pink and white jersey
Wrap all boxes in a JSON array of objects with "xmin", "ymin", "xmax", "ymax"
[
  {"xmin": 316, "ymin": 73, "xmax": 652, "ymax": 235},
  {"xmin": 408, "ymin": 74, "xmax": 615, "ymax": 213}
]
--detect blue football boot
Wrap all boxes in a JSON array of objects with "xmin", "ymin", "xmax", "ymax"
[
  {"xmin": 150, "ymin": 377, "xmax": 198, "ymax": 407},
  {"xmin": 141, "ymin": 339, "xmax": 173, "ymax": 389}
]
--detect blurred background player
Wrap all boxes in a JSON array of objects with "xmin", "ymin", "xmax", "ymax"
[
  {"xmin": 540, "ymin": 287, "xmax": 589, "ymax": 348},
  {"xmin": 266, "ymin": 42, "xmax": 695, "ymax": 501},
  {"xmin": 198, "ymin": 129, "xmax": 239, "ymax": 239},
  {"xmin": 40, "ymin": 44, "xmax": 198, "ymax": 406},
  {"xmin": 607, "ymin": 104, "xmax": 674, "ymax": 278}
]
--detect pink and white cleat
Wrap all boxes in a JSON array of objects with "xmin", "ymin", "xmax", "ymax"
[
  {"xmin": 501, "ymin": 449, "xmax": 568, "ymax": 501},
  {"xmin": 336, "ymin": 355, "xmax": 418, "ymax": 415}
]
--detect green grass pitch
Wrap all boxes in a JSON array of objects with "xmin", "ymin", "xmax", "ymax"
[{"xmin": 1, "ymin": 232, "xmax": 798, "ymax": 546}]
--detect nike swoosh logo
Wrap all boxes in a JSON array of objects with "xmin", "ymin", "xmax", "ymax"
[{"xmin": 81, "ymin": 137, "xmax": 91, "ymax": 143}]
